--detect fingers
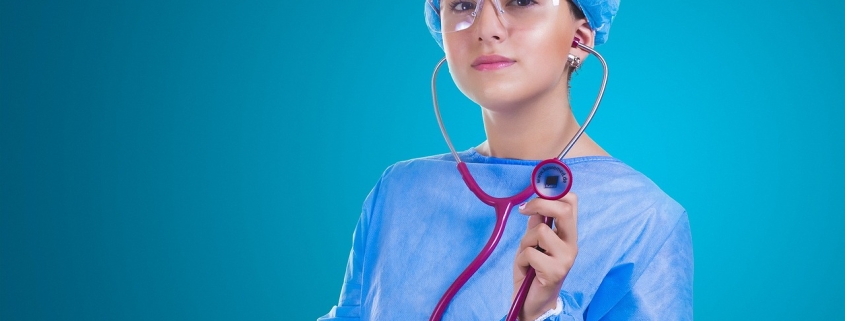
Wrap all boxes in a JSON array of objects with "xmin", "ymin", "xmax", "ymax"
[
  {"xmin": 518, "ymin": 222, "xmax": 567, "ymax": 258},
  {"xmin": 519, "ymin": 193, "xmax": 578, "ymax": 244},
  {"xmin": 514, "ymin": 246, "xmax": 557, "ymax": 282},
  {"xmin": 513, "ymin": 243, "xmax": 571, "ymax": 286},
  {"xmin": 525, "ymin": 209, "xmax": 544, "ymax": 230},
  {"xmin": 513, "ymin": 193, "xmax": 579, "ymax": 280}
]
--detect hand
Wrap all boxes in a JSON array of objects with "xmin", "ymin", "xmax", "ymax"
[{"xmin": 513, "ymin": 193, "xmax": 579, "ymax": 321}]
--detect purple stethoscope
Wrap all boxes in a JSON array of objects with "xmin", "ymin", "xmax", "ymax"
[{"xmin": 428, "ymin": 38, "xmax": 608, "ymax": 321}]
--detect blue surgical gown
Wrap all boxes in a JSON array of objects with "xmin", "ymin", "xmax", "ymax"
[{"xmin": 319, "ymin": 149, "xmax": 693, "ymax": 320}]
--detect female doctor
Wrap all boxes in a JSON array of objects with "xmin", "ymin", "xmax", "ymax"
[{"xmin": 319, "ymin": 0, "xmax": 693, "ymax": 320}]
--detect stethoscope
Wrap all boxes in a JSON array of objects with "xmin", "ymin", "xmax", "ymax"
[{"xmin": 428, "ymin": 38, "xmax": 609, "ymax": 321}]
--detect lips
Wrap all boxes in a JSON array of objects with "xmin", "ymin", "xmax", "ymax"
[{"xmin": 471, "ymin": 55, "xmax": 515, "ymax": 71}]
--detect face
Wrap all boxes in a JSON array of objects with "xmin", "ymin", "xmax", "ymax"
[{"xmin": 441, "ymin": 0, "xmax": 581, "ymax": 111}]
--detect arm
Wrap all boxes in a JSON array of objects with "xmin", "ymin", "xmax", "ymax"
[{"xmin": 497, "ymin": 295, "xmax": 576, "ymax": 321}]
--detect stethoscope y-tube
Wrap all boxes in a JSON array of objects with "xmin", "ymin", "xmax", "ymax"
[{"xmin": 428, "ymin": 38, "xmax": 609, "ymax": 321}]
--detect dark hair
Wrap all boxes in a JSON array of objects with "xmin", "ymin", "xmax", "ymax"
[
  {"xmin": 567, "ymin": 0, "xmax": 586, "ymax": 20},
  {"xmin": 566, "ymin": 0, "xmax": 586, "ymax": 81}
]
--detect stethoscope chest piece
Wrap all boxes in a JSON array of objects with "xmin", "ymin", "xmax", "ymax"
[{"xmin": 531, "ymin": 159, "xmax": 573, "ymax": 200}]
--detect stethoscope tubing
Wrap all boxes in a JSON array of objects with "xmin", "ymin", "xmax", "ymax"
[{"xmin": 556, "ymin": 41, "xmax": 608, "ymax": 160}]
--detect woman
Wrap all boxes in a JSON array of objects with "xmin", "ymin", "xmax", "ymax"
[{"xmin": 319, "ymin": 0, "xmax": 693, "ymax": 320}]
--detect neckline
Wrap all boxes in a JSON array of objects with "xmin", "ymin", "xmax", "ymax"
[{"xmin": 458, "ymin": 148, "xmax": 621, "ymax": 166}]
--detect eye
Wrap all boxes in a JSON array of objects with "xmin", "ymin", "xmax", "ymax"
[
  {"xmin": 448, "ymin": 0, "xmax": 476, "ymax": 12},
  {"xmin": 507, "ymin": 0, "xmax": 537, "ymax": 6}
]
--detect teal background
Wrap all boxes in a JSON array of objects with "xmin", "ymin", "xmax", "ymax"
[{"xmin": 1, "ymin": 0, "xmax": 843, "ymax": 320}]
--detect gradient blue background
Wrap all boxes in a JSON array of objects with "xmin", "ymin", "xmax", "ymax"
[{"xmin": 1, "ymin": 1, "xmax": 843, "ymax": 320}]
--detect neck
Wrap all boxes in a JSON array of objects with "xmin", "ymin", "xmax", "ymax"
[{"xmin": 475, "ymin": 87, "xmax": 607, "ymax": 160}]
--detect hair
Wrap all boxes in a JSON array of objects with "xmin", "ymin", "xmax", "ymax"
[
  {"xmin": 567, "ymin": 0, "xmax": 587, "ymax": 20},
  {"xmin": 566, "ymin": 0, "xmax": 586, "ymax": 81}
]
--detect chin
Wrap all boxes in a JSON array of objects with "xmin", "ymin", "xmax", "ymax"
[
  {"xmin": 452, "ymin": 62, "xmax": 567, "ymax": 111},
  {"xmin": 460, "ymin": 80, "xmax": 535, "ymax": 111}
]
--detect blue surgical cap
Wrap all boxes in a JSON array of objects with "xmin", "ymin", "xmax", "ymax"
[{"xmin": 424, "ymin": 0, "xmax": 620, "ymax": 48}]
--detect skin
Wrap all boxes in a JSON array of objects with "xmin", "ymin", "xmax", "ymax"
[{"xmin": 441, "ymin": 1, "xmax": 609, "ymax": 319}]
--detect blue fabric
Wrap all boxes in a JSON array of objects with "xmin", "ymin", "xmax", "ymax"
[
  {"xmin": 318, "ymin": 149, "xmax": 693, "ymax": 320},
  {"xmin": 425, "ymin": 0, "xmax": 620, "ymax": 48}
]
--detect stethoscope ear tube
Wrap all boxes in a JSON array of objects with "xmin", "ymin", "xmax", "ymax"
[
  {"xmin": 556, "ymin": 39, "xmax": 609, "ymax": 160},
  {"xmin": 431, "ymin": 57, "xmax": 462, "ymax": 164}
]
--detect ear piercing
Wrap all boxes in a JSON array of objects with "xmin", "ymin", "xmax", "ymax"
[{"xmin": 567, "ymin": 54, "xmax": 582, "ymax": 69}]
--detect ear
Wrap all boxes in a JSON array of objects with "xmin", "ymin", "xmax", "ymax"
[{"xmin": 571, "ymin": 18, "xmax": 594, "ymax": 60}]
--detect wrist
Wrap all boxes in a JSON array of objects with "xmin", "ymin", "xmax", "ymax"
[{"xmin": 520, "ymin": 297, "xmax": 562, "ymax": 321}]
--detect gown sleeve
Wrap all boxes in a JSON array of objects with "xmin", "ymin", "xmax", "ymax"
[
  {"xmin": 317, "ymin": 167, "xmax": 390, "ymax": 321},
  {"xmin": 591, "ymin": 213, "xmax": 694, "ymax": 320},
  {"xmin": 315, "ymin": 215, "xmax": 367, "ymax": 321}
]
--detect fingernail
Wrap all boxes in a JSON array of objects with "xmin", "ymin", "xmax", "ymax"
[{"xmin": 518, "ymin": 202, "xmax": 526, "ymax": 210}]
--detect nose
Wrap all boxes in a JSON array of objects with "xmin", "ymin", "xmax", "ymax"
[{"xmin": 474, "ymin": 0, "xmax": 507, "ymax": 43}]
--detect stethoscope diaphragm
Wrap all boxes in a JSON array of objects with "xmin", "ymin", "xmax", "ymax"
[{"xmin": 532, "ymin": 159, "xmax": 573, "ymax": 200}]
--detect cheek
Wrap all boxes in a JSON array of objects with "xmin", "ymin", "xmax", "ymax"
[
  {"xmin": 442, "ymin": 32, "xmax": 472, "ymax": 65},
  {"xmin": 515, "ymin": 28, "xmax": 570, "ymax": 77},
  {"xmin": 520, "ymin": 13, "xmax": 576, "ymax": 64},
  {"xmin": 442, "ymin": 35, "xmax": 476, "ymax": 97}
]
